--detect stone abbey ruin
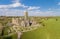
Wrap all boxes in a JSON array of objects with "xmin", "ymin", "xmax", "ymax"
[{"xmin": 0, "ymin": 11, "xmax": 40, "ymax": 39}]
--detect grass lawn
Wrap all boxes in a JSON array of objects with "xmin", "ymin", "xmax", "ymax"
[{"xmin": 21, "ymin": 18, "xmax": 60, "ymax": 39}]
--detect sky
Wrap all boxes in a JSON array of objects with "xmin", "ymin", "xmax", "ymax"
[{"xmin": 0, "ymin": 0, "xmax": 60, "ymax": 16}]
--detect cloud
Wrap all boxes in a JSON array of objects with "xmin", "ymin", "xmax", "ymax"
[
  {"xmin": 12, "ymin": 0, "xmax": 19, "ymax": 3},
  {"xmin": 0, "ymin": 5, "xmax": 8, "ymax": 8},
  {"xmin": 0, "ymin": 0, "xmax": 40, "ymax": 10},
  {"xmin": 0, "ymin": 0, "xmax": 40, "ymax": 16},
  {"xmin": 0, "ymin": 9, "xmax": 24, "ymax": 16},
  {"xmin": 9, "ymin": 2, "xmax": 28, "ymax": 8},
  {"xmin": 48, "ymin": 8, "xmax": 52, "ymax": 11},
  {"xmin": 0, "ymin": 8, "xmax": 60, "ymax": 16},
  {"xmin": 57, "ymin": 2, "xmax": 60, "ymax": 5},
  {"xmin": 27, "ymin": 6, "xmax": 40, "ymax": 10},
  {"xmin": 28, "ymin": 10, "xmax": 58, "ymax": 16},
  {"xmin": 11, "ymin": 0, "xmax": 28, "ymax": 8},
  {"xmin": 0, "ymin": 0, "xmax": 59, "ymax": 16},
  {"xmin": 0, "ymin": 0, "xmax": 28, "ymax": 8}
]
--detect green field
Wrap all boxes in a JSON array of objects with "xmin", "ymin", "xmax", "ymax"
[{"xmin": 21, "ymin": 18, "xmax": 60, "ymax": 39}]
